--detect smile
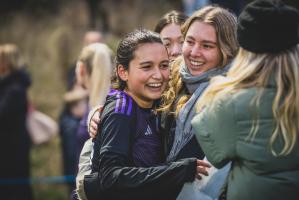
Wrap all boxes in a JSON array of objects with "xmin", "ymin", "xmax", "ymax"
[
  {"xmin": 147, "ymin": 83, "xmax": 163, "ymax": 88},
  {"xmin": 190, "ymin": 60, "xmax": 205, "ymax": 67}
]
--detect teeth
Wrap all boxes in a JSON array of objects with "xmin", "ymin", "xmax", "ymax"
[
  {"xmin": 190, "ymin": 60, "xmax": 204, "ymax": 66},
  {"xmin": 148, "ymin": 83, "xmax": 162, "ymax": 87}
]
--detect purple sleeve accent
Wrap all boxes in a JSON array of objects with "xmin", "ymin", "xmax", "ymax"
[
  {"xmin": 127, "ymin": 97, "xmax": 132, "ymax": 116},
  {"xmin": 108, "ymin": 89, "xmax": 118, "ymax": 96},
  {"xmin": 115, "ymin": 93, "xmax": 120, "ymax": 113},
  {"xmin": 121, "ymin": 94, "xmax": 127, "ymax": 114}
]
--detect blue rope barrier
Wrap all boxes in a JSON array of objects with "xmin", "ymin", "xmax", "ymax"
[{"xmin": 0, "ymin": 175, "xmax": 75, "ymax": 185}]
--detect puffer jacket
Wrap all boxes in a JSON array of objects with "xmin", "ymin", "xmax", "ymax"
[{"xmin": 192, "ymin": 81, "xmax": 299, "ymax": 200}]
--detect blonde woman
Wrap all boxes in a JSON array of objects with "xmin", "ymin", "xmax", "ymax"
[
  {"xmin": 75, "ymin": 43, "xmax": 114, "ymax": 199},
  {"xmin": 160, "ymin": 5, "xmax": 238, "ymax": 163},
  {"xmin": 192, "ymin": 0, "xmax": 299, "ymax": 199},
  {"xmin": 76, "ymin": 43, "xmax": 113, "ymax": 108},
  {"xmin": 75, "ymin": 42, "xmax": 113, "ymax": 156}
]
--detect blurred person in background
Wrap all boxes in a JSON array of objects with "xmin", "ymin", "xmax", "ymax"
[
  {"xmin": 210, "ymin": 0, "xmax": 245, "ymax": 16},
  {"xmin": 75, "ymin": 42, "xmax": 114, "ymax": 161},
  {"xmin": 154, "ymin": 10, "xmax": 188, "ymax": 63},
  {"xmin": 0, "ymin": 44, "xmax": 33, "ymax": 200},
  {"xmin": 59, "ymin": 30, "xmax": 104, "ymax": 198},
  {"xmin": 74, "ymin": 42, "xmax": 114, "ymax": 199},
  {"xmin": 83, "ymin": 31, "xmax": 103, "ymax": 46},
  {"xmin": 182, "ymin": 0, "xmax": 210, "ymax": 16},
  {"xmin": 66, "ymin": 30, "xmax": 104, "ymax": 90},
  {"xmin": 59, "ymin": 83, "xmax": 88, "ymax": 195}
]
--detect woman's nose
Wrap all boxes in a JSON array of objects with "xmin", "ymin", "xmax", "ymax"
[{"xmin": 190, "ymin": 44, "xmax": 203, "ymax": 57}]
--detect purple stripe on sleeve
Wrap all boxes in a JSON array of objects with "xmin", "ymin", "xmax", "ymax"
[
  {"xmin": 115, "ymin": 93, "xmax": 120, "ymax": 113},
  {"xmin": 121, "ymin": 94, "xmax": 126, "ymax": 114},
  {"xmin": 108, "ymin": 89, "xmax": 118, "ymax": 96},
  {"xmin": 127, "ymin": 97, "xmax": 132, "ymax": 115}
]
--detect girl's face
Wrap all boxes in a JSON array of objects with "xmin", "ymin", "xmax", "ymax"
[
  {"xmin": 160, "ymin": 23, "xmax": 184, "ymax": 62},
  {"xmin": 120, "ymin": 42, "xmax": 170, "ymax": 108},
  {"xmin": 182, "ymin": 20, "xmax": 222, "ymax": 76}
]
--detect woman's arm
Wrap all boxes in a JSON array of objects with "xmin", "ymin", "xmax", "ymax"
[{"xmin": 87, "ymin": 105, "xmax": 102, "ymax": 138}]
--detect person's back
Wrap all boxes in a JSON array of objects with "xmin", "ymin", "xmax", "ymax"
[
  {"xmin": 233, "ymin": 88, "xmax": 299, "ymax": 200},
  {"xmin": 192, "ymin": 0, "xmax": 299, "ymax": 199},
  {"xmin": 195, "ymin": 87, "xmax": 299, "ymax": 199}
]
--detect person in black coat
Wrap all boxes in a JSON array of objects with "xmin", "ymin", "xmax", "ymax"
[{"xmin": 0, "ymin": 44, "xmax": 33, "ymax": 200}]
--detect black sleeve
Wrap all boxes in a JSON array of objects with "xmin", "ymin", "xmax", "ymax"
[
  {"xmin": 85, "ymin": 157, "xmax": 197, "ymax": 199},
  {"xmin": 0, "ymin": 85, "xmax": 27, "ymax": 120},
  {"xmin": 86, "ymin": 112, "xmax": 197, "ymax": 199},
  {"xmin": 91, "ymin": 112, "xmax": 133, "ymax": 171}
]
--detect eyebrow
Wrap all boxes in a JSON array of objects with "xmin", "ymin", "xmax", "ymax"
[
  {"xmin": 139, "ymin": 61, "xmax": 152, "ymax": 65},
  {"xmin": 139, "ymin": 60, "xmax": 169, "ymax": 65},
  {"xmin": 186, "ymin": 36, "xmax": 217, "ymax": 45},
  {"xmin": 163, "ymin": 36, "xmax": 183, "ymax": 40}
]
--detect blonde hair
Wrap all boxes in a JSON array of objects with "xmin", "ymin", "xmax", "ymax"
[
  {"xmin": 159, "ymin": 5, "xmax": 238, "ymax": 115},
  {"xmin": 197, "ymin": 46, "xmax": 299, "ymax": 156},
  {"xmin": 0, "ymin": 44, "xmax": 24, "ymax": 73},
  {"xmin": 78, "ymin": 43, "xmax": 114, "ymax": 108}
]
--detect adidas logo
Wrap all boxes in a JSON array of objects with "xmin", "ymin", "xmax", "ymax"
[{"xmin": 144, "ymin": 125, "xmax": 152, "ymax": 136}]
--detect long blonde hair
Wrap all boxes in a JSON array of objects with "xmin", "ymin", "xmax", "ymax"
[
  {"xmin": 159, "ymin": 5, "xmax": 238, "ymax": 115},
  {"xmin": 197, "ymin": 46, "xmax": 299, "ymax": 156},
  {"xmin": 78, "ymin": 43, "xmax": 113, "ymax": 108}
]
